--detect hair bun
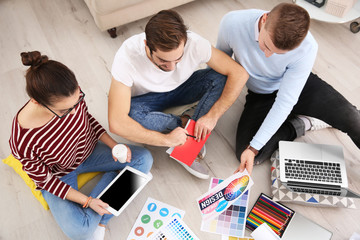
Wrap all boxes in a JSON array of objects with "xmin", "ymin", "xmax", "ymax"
[{"xmin": 21, "ymin": 51, "xmax": 48, "ymax": 67}]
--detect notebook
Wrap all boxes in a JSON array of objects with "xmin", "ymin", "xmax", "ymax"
[
  {"xmin": 246, "ymin": 193, "xmax": 332, "ymax": 240},
  {"xmin": 279, "ymin": 141, "xmax": 360, "ymax": 198},
  {"xmin": 167, "ymin": 119, "xmax": 211, "ymax": 166}
]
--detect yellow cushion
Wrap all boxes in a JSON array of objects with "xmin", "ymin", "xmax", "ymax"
[{"xmin": 2, "ymin": 155, "xmax": 100, "ymax": 210}]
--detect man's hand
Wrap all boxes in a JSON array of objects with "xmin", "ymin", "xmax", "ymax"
[
  {"xmin": 234, "ymin": 149, "xmax": 256, "ymax": 175},
  {"xmin": 165, "ymin": 127, "xmax": 188, "ymax": 147},
  {"xmin": 194, "ymin": 115, "xmax": 217, "ymax": 141},
  {"xmin": 89, "ymin": 198, "xmax": 112, "ymax": 216}
]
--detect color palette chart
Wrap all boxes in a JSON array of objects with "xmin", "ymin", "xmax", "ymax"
[
  {"xmin": 246, "ymin": 193, "xmax": 294, "ymax": 238},
  {"xmin": 221, "ymin": 237, "xmax": 254, "ymax": 240},
  {"xmin": 197, "ymin": 170, "xmax": 253, "ymax": 222},
  {"xmin": 151, "ymin": 216, "xmax": 199, "ymax": 240},
  {"xmin": 127, "ymin": 197, "xmax": 185, "ymax": 240},
  {"xmin": 201, "ymin": 178, "xmax": 250, "ymax": 238}
]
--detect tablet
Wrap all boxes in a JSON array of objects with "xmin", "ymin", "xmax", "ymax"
[{"xmin": 96, "ymin": 166, "xmax": 152, "ymax": 216}]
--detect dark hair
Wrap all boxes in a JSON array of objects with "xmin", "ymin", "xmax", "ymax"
[
  {"xmin": 21, "ymin": 51, "xmax": 78, "ymax": 106},
  {"xmin": 265, "ymin": 3, "xmax": 310, "ymax": 50},
  {"xmin": 145, "ymin": 10, "xmax": 188, "ymax": 53}
]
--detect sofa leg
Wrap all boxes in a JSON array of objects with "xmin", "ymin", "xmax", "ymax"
[{"xmin": 107, "ymin": 28, "xmax": 117, "ymax": 38}]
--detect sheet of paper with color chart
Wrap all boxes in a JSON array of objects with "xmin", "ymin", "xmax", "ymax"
[
  {"xmin": 150, "ymin": 215, "xmax": 200, "ymax": 240},
  {"xmin": 201, "ymin": 178, "xmax": 250, "ymax": 238},
  {"xmin": 127, "ymin": 197, "xmax": 185, "ymax": 240},
  {"xmin": 197, "ymin": 170, "xmax": 253, "ymax": 222},
  {"xmin": 221, "ymin": 237, "xmax": 254, "ymax": 240}
]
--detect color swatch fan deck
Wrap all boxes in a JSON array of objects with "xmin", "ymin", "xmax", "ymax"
[
  {"xmin": 201, "ymin": 178, "xmax": 251, "ymax": 238},
  {"xmin": 197, "ymin": 170, "xmax": 253, "ymax": 222}
]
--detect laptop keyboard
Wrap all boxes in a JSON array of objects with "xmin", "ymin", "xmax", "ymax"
[
  {"xmin": 284, "ymin": 159, "xmax": 342, "ymax": 184},
  {"xmin": 288, "ymin": 186, "xmax": 342, "ymax": 196}
]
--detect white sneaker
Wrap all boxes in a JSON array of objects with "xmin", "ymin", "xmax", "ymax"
[
  {"xmin": 88, "ymin": 226, "xmax": 105, "ymax": 240},
  {"xmin": 306, "ymin": 116, "xmax": 331, "ymax": 131},
  {"xmin": 176, "ymin": 158, "xmax": 209, "ymax": 179},
  {"xmin": 198, "ymin": 145, "xmax": 206, "ymax": 159}
]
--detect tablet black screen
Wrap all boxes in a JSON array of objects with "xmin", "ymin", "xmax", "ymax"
[{"xmin": 99, "ymin": 170, "xmax": 146, "ymax": 211}]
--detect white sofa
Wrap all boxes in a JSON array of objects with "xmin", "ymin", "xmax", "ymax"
[{"xmin": 84, "ymin": 0, "xmax": 196, "ymax": 37}]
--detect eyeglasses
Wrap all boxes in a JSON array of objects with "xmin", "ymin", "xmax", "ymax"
[{"xmin": 42, "ymin": 89, "xmax": 85, "ymax": 118}]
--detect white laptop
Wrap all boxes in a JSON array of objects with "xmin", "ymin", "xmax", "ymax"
[
  {"xmin": 282, "ymin": 212, "xmax": 332, "ymax": 240},
  {"xmin": 279, "ymin": 141, "xmax": 360, "ymax": 198}
]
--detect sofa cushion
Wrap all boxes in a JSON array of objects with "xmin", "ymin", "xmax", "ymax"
[
  {"xmin": 3, "ymin": 154, "xmax": 100, "ymax": 210},
  {"xmin": 84, "ymin": 0, "xmax": 195, "ymax": 31},
  {"xmin": 89, "ymin": 0, "xmax": 145, "ymax": 15}
]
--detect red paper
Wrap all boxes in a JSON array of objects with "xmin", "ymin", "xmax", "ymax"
[{"xmin": 170, "ymin": 119, "xmax": 211, "ymax": 166}]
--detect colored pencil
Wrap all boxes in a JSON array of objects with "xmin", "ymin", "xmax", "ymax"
[
  {"xmin": 246, "ymin": 220, "xmax": 257, "ymax": 230},
  {"xmin": 252, "ymin": 206, "xmax": 283, "ymax": 226},
  {"xmin": 258, "ymin": 199, "xmax": 288, "ymax": 219},
  {"xmin": 247, "ymin": 215, "xmax": 263, "ymax": 228},
  {"xmin": 256, "ymin": 202, "xmax": 287, "ymax": 222},
  {"xmin": 259, "ymin": 195, "xmax": 291, "ymax": 215},
  {"xmin": 246, "ymin": 194, "xmax": 295, "ymax": 238},
  {"xmin": 248, "ymin": 212, "xmax": 280, "ymax": 231},
  {"xmin": 251, "ymin": 208, "xmax": 282, "ymax": 229},
  {"xmin": 259, "ymin": 198, "xmax": 289, "ymax": 217},
  {"xmin": 248, "ymin": 214, "xmax": 280, "ymax": 234}
]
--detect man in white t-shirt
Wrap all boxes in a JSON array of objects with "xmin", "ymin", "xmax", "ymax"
[{"xmin": 108, "ymin": 10, "xmax": 248, "ymax": 179}]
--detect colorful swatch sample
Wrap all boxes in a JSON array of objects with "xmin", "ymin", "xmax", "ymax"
[
  {"xmin": 151, "ymin": 216, "xmax": 199, "ymax": 240},
  {"xmin": 168, "ymin": 119, "xmax": 211, "ymax": 166},
  {"xmin": 246, "ymin": 193, "xmax": 294, "ymax": 237},
  {"xmin": 201, "ymin": 178, "xmax": 250, "ymax": 237},
  {"xmin": 127, "ymin": 197, "xmax": 185, "ymax": 240},
  {"xmin": 221, "ymin": 237, "xmax": 254, "ymax": 240},
  {"xmin": 197, "ymin": 170, "xmax": 253, "ymax": 222}
]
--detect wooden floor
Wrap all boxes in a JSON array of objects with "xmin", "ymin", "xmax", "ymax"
[{"xmin": 1, "ymin": 0, "xmax": 360, "ymax": 239}]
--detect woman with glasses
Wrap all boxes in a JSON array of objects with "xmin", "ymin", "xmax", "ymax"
[{"xmin": 9, "ymin": 51, "xmax": 153, "ymax": 240}]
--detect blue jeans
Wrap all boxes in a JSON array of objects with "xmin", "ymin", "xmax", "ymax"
[
  {"xmin": 129, "ymin": 68, "xmax": 226, "ymax": 132},
  {"xmin": 236, "ymin": 72, "xmax": 360, "ymax": 164},
  {"xmin": 41, "ymin": 142, "xmax": 153, "ymax": 240}
]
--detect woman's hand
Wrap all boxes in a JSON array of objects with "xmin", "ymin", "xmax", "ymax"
[
  {"xmin": 112, "ymin": 144, "xmax": 132, "ymax": 163},
  {"xmin": 125, "ymin": 144, "xmax": 132, "ymax": 162}
]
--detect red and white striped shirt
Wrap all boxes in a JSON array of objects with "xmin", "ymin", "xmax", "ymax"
[{"xmin": 9, "ymin": 99, "xmax": 106, "ymax": 199}]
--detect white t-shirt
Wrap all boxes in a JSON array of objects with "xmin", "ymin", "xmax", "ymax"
[{"xmin": 111, "ymin": 31, "xmax": 212, "ymax": 96}]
